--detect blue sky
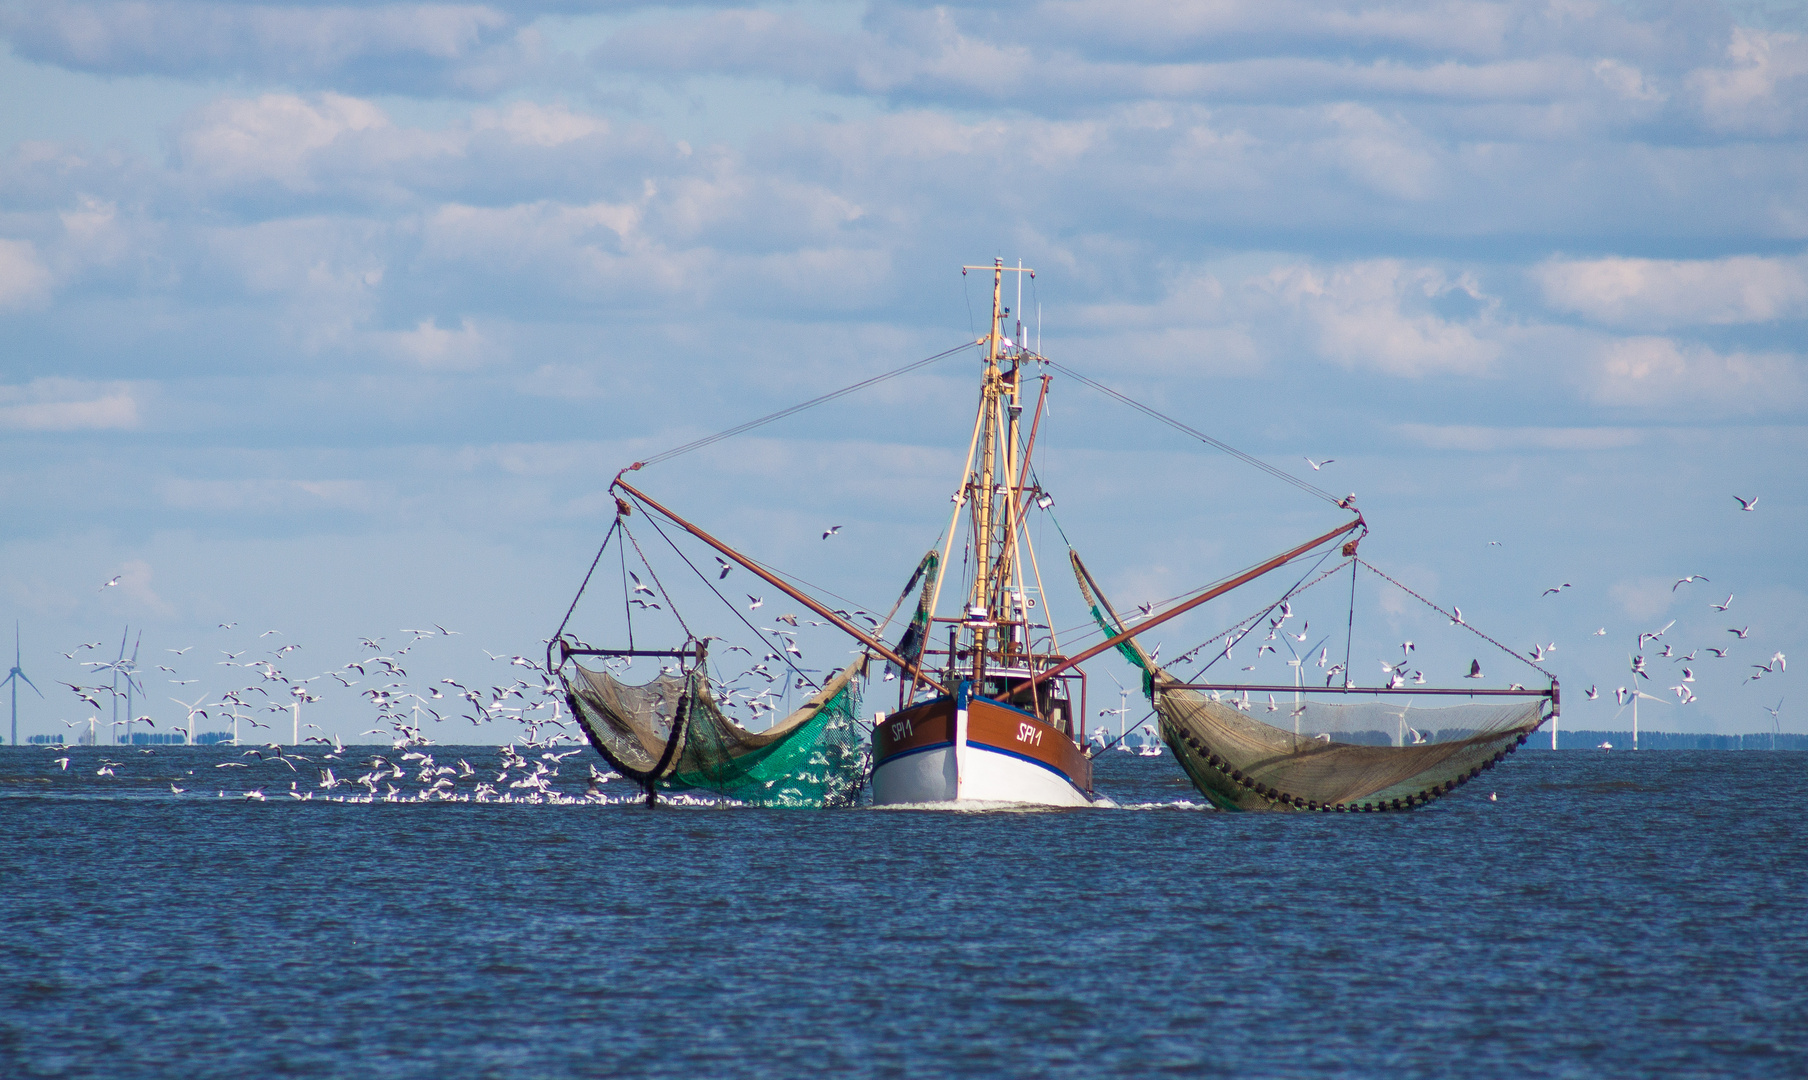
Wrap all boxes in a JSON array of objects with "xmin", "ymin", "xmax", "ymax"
[{"xmin": 1, "ymin": 0, "xmax": 1803, "ymax": 744}]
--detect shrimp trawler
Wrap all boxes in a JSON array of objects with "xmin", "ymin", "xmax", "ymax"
[
  {"xmin": 551, "ymin": 258, "xmax": 1553, "ymax": 811},
  {"xmin": 864, "ymin": 261, "xmax": 1094, "ymax": 807}
]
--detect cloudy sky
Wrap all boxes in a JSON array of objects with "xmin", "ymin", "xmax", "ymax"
[{"xmin": 2, "ymin": 0, "xmax": 1803, "ymax": 744}]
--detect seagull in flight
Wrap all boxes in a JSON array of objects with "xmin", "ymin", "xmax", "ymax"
[
  {"xmin": 98, "ymin": 575, "xmax": 121, "ymax": 592},
  {"xmin": 1465, "ymin": 659, "xmax": 1483, "ymax": 679},
  {"xmin": 1673, "ymin": 575, "xmax": 1708, "ymax": 591},
  {"xmin": 1585, "ymin": 685, "xmax": 1599, "ymax": 700},
  {"xmin": 628, "ymin": 572, "xmax": 654, "ymax": 596},
  {"xmin": 747, "ymin": 595, "xmax": 764, "ymax": 611},
  {"xmin": 1733, "ymin": 495, "xmax": 1758, "ymax": 511},
  {"xmin": 1304, "ymin": 457, "xmax": 1334, "ymax": 471},
  {"xmin": 1728, "ymin": 626, "xmax": 1751, "ymax": 639},
  {"xmin": 1542, "ymin": 583, "xmax": 1572, "ymax": 596},
  {"xmin": 1712, "ymin": 595, "xmax": 1733, "ymax": 612},
  {"xmin": 715, "ymin": 557, "xmax": 733, "ymax": 580},
  {"xmin": 821, "ymin": 525, "xmax": 842, "ymax": 539}
]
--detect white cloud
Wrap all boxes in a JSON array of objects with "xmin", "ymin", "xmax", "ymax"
[
  {"xmin": 385, "ymin": 317, "xmax": 493, "ymax": 370},
  {"xmin": 176, "ymin": 92, "xmax": 412, "ymax": 190},
  {"xmin": 0, "ymin": 238, "xmax": 54, "ymax": 308},
  {"xmin": 1534, "ymin": 254, "xmax": 1808, "ymax": 328},
  {"xmin": 105, "ymin": 557, "xmax": 172, "ymax": 614},
  {"xmin": 1586, "ymin": 336, "xmax": 1802, "ymax": 411},
  {"xmin": 1610, "ymin": 577, "xmax": 1675, "ymax": 621},
  {"xmin": 0, "ymin": 379, "xmax": 139, "ymax": 431},
  {"xmin": 1264, "ymin": 259, "xmax": 1501, "ymax": 377},
  {"xmin": 470, "ymin": 101, "xmax": 609, "ymax": 148},
  {"xmin": 2, "ymin": 2, "xmax": 523, "ymax": 89},
  {"xmin": 1689, "ymin": 27, "xmax": 1808, "ymax": 135},
  {"xmin": 1394, "ymin": 424, "xmax": 1644, "ymax": 452}
]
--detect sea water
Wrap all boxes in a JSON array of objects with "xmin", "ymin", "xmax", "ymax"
[{"xmin": 1, "ymin": 745, "xmax": 1804, "ymax": 1078}]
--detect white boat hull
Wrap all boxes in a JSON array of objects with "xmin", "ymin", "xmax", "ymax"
[{"xmin": 871, "ymin": 743, "xmax": 1094, "ymax": 807}]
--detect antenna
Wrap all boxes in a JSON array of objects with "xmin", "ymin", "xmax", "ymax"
[{"xmin": 3, "ymin": 618, "xmax": 45, "ymax": 745}]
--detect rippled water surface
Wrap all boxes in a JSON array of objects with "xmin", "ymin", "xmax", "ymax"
[{"xmin": 3, "ymin": 745, "xmax": 1805, "ymax": 1078}]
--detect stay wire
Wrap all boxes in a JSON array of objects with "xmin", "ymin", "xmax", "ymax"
[
  {"xmin": 1188, "ymin": 551, "xmax": 1340, "ymax": 681},
  {"xmin": 1355, "ymin": 559, "xmax": 1559, "ymax": 683},
  {"xmin": 1042, "ymin": 359, "xmax": 1343, "ymax": 506},
  {"xmin": 621, "ymin": 520, "xmax": 694, "ymax": 645},
  {"xmin": 635, "ymin": 340, "xmax": 982, "ymax": 470},
  {"xmin": 550, "ymin": 516, "xmax": 618, "ymax": 652},
  {"xmin": 629, "ymin": 493, "xmax": 821, "ymax": 693}
]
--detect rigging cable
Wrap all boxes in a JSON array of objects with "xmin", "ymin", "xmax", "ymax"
[
  {"xmin": 1189, "ymin": 552, "xmax": 1344, "ymax": 682},
  {"xmin": 621, "ymin": 520, "xmax": 694, "ymax": 645},
  {"xmin": 632, "ymin": 340, "xmax": 983, "ymax": 470},
  {"xmin": 1356, "ymin": 559, "xmax": 1558, "ymax": 683},
  {"xmin": 1041, "ymin": 359, "xmax": 1345, "ymax": 507},
  {"xmin": 628, "ymin": 492, "xmax": 822, "ymax": 693},
  {"xmin": 551, "ymin": 516, "xmax": 619, "ymax": 651}
]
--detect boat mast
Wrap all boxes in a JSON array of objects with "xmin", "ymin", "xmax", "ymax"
[{"xmin": 960, "ymin": 258, "xmax": 1033, "ymax": 681}]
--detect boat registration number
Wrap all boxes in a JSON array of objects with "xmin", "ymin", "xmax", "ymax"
[{"xmin": 1016, "ymin": 722, "xmax": 1042, "ymax": 746}]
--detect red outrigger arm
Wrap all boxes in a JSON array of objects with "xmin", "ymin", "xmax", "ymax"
[
  {"xmin": 1010, "ymin": 515, "xmax": 1366, "ymax": 698},
  {"xmin": 613, "ymin": 474, "xmax": 949, "ymax": 696}
]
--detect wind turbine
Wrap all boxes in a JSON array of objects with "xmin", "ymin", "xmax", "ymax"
[
  {"xmin": 120, "ymin": 630, "xmax": 144, "ymax": 744},
  {"xmin": 3, "ymin": 618, "xmax": 44, "ymax": 745},
  {"xmin": 1612, "ymin": 688, "xmax": 1669, "ymax": 751},
  {"xmin": 1279, "ymin": 632, "xmax": 1329, "ymax": 740},
  {"xmin": 1766, "ymin": 698, "xmax": 1784, "ymax": 751}
]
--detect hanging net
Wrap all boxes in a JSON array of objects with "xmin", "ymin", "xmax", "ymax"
[
  {"xmin": 1155, "ymin": 684, "xmax": 1544, "ymax": 811},
  {"xmin": 1071, "ymin": 551, "xmax": 1549, "ymax": 812},
  {"xmin": 563, "ymin": 651, "xmax": 869, "ymax": 808}
]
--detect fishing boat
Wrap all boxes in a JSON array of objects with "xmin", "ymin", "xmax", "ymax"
[{"xmin": 865, "ymin": 261, "xmax": 1095, "ymax": 807}]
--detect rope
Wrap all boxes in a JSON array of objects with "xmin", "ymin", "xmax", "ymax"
[
  {"xmin": 548, "ymin": 517, "xmax": 618, "ymax": 670},
  {"xmin": 1042, "ymin": 359, "xmax": 1344, "ymax": 507},
  {"xmin": 633, "ymin": 341, "xmax": 982, "ymax": 470},
  {"xmin": 1186, "ymin": 555, "xmax": 1347, "ymax": 681},
  {"xmin": 630, "ymin": 493, "xmax": 821, "ymax": 693},
  {"xmin": 621, "ymin": 521, "xmax": 693, "ymax": 644},
  {"xmin": 1356, "ymin": 559, "xmax": 1558, "ymax": 682}
]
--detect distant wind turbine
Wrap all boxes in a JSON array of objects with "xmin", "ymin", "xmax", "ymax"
[{"xmin": 4, "ymin": 618, "xmax": 44, "ymax": 745}]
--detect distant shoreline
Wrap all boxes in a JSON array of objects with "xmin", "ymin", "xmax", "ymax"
[{"xmin": 1529, "ymin": 730, "xmax": 1806, "ymax": 751}]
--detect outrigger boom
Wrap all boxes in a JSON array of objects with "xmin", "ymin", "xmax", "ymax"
[{"xmin": 611, "ymin": 474, "xmax": 948, "ymax": 696}]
